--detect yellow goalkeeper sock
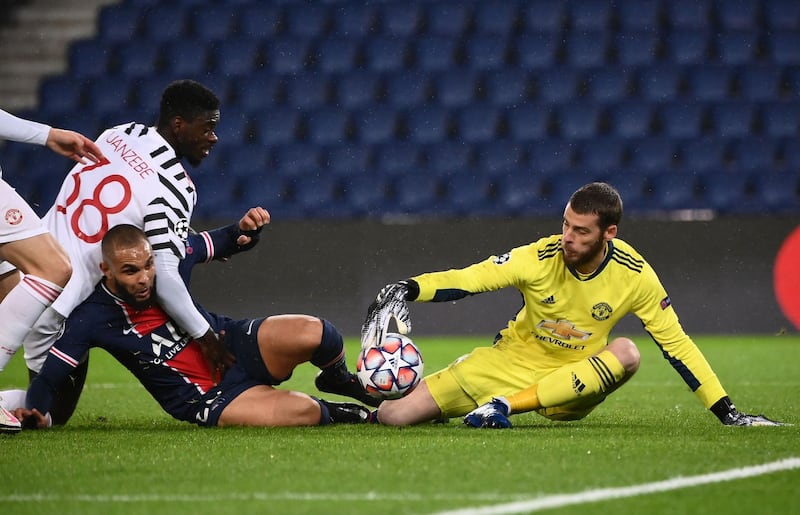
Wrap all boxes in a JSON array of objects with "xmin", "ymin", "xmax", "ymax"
[{"xmin": 506, "ymin": 350, "xmax": 626, "ymax": 413}]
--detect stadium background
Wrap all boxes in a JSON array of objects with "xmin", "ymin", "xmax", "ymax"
[{"xmin": 0, "ymin": 0, "xmax": 797, "ymax": 335}]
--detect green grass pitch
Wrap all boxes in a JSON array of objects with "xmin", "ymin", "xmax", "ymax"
[{"xmin": 2, "ymin": 334, "xmax": 799, "ymax": 515}]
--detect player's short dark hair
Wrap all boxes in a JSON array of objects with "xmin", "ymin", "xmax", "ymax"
[
  {"xmin": 102, "ymin": 224, "xmax": 149, "ymax": 262},
  {"xmin": 157, "ymin": 79, "xmax": 220, "ymax": 128},
  {"xmin": 569, "ymin": 182, "xmax": 623, "ymax": 229}
]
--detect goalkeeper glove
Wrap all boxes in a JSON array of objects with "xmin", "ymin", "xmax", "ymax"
[
  {"xmin": 712, "ymin": 396, "xmax": 785, "ymax": 426},
  {"xmin": 463, "ymin": 397, "xmax": 512, "ymax": 429},
  {"xmin": 360, "ymin": 281, "xmax": 414, "ymax": 350}
]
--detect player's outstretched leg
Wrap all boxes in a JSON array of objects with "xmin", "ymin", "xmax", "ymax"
[
  {"xmin": 313, "ymin": 319, "xmax": 381, "ymax": 407},
  {"xmin": 317, "ymin": 398, "xmax": 371, "ymax": 424}
]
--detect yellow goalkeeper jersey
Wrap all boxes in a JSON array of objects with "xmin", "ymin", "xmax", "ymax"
[{"xmin": 411, "ymin": 234, "xmax": 727, "ymax": 409}]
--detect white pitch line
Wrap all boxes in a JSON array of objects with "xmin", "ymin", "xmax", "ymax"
[{"xmin": 430, "ymin": 457, "xmax": 800, "ymax": 515}]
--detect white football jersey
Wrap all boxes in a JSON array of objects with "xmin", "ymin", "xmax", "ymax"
[{"xmin": 45, "ymin": 122, "xmax": 197, "ymax": 317}]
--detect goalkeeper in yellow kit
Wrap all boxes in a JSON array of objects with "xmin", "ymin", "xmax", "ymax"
[{"xmin": 362, "ymin": 182, "xmax": 782, "ymax": 428}]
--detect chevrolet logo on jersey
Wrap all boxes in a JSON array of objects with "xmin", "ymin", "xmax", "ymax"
[{"xmin": 537, "ymin": 319, "xmax": 592, "ymax": 340}]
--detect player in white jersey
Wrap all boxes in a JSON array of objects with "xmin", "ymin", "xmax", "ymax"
[
  {"xmin": 1, "ymin": 80, "xmax": 232, "ymax": 424},
  {"xmin": 0, "ymin": 108, "xmax": 104, "ymax": 432}
]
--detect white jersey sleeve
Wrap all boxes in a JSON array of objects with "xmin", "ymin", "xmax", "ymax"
[{"xmin": 0, "ymin": 108, "xmax": 50, "ymax": 145}]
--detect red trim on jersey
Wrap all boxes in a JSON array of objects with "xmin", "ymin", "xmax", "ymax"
[
  {"xmin": 166, "ymin": 340, "xmax": 217, "ymax": 391},
  {"xmin": 200, "ymin": 230, "xmax": 214, "ymax": 262},
  {"xmin": 22, "ymin": 276, "xmax": 61, "ymax": 304},
  {"xmin": 117, "ymin": 302, "xmax": 169, "ymax": 337}
]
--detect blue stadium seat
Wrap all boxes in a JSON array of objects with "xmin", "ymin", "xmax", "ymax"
[
  {"xmin": 475, "ymin": 141, "xmax": 525, "ymax": 176},
  {"xmin": 760, "ymin": 102, "xmax": 799, "ymax": 137},
  {"xmin": 306, "ymin": 107, "xmax": 352, "ymax": 145},
  {"xmin": 763, "ymin": 0, "xmax": 800, "ymax": 29},
  {"xmin": 606, "ymin": 172, "xmax": 650, "ymax": 212},
  {"xmin": 585, "ymin": 68, "xmax": 631, "ymax": 103},
  {"xmin": 686, "ymin": 65, "xmax": 733, "ymax": 101},
  {"xmin": 515, "ymin": 32, "xmax": 561, "ymax": 69},
  {"xmin": 455, "ymin": 105, "xmax": 502, "ymax": 143},
  {"xmin": 608, "ymin": 101, "xmax": 655, "ymax": 138},
  {"xmin": 284, "ymin": 3, "xmax": 330, "ymax": 38},
  {"xmin": 161, "ymin": 40, "xmax": 209, "ymax": 76},
  {"xmin": 214, "ymin": 108, "xmax": 251, "ymax": 146},
  {"xmin": 710, "ymin": 102, "xmax": 755, "ymax": 139},
  {"xmin": 114, "ymin": 41, "xmax": 160, "ymax": 78},
  {"xmin": 569, "ymin": 0, "xmax": 612, "ymax": 30},
  {"xmin": 342, "ymin": 174, "xmax": 390, "ymax": 216},
  {"xmin": 782, "ymin": 140, "xmax": 800, "ymax": 170},
  {"xmin": 131, "ymin": 76, "xmax": 167, "ymax": 112},
  {"xmin": 253, "ymin": 107, "xmax": 301, "ymax": 146},
  {"xmin": 375, "ymin": 142, "xmax": 421, "ymax": 176},
  {"xmin": 535, "ymin": 68, "xmax": 581, "ymax": 104},
  {"xmin": 464, "ymin": 34, "xmax": 510, "ymax": 71},
  {"xmin": 391, "ymin": 173, "xmax": 442, "ymax": 215},
  {"xmin": 555, "ymin": 102, "xmax": 602, "ymax": 140},
  {"xmin": 286, "ymin": 73, "xmax": 331, "ymax": 109},
  {"xmin": 291, "ymin": 174, "xmax": 342, "ymax": 218},
  {"xmin": 425, "ymin": 141, "xmax": 473, "ymax": 176},
  {"xmin": 666, "ymin": 0, "xmax": 711, "ymax": 28},
  {"xmin": 364, "ymin": 35, "xmax": 409, "ymax": 72},
  {"xmin": 738, "ymin": 65, "xmax": 785, "ymax": 101},
  {"xmin": 379, "ymin": 2, "xmax": 422, "ymax": 36},
  {"xmin": 666, "ymin": 29, "xmax": 710, "ymax": 65},
  {"xmin": 85, "ymin": 77, "xmax": 133, "ymax": 116},
  {"xmin": 715, "ymin": 0, "xmax": 760, "ymax": 29},
  {"xmin": 520, "ymin": 0, "xmax": 566, "ymax": 32},
  {"xmin": 616, "ymin": 0, "xmax": 661, "ymax": 30},
  {"xmin": 528, "ymin": 139, "xmax": 575, "ymax": 175},
  {"xmin": 325, "ymin": 143, "xmax": 371, "ymax": 178},
  {"xmin": 506, "ymin": 103, "xmax": 551, "ymax": 142},
  {"xmin": 648, "ymin": 173, "xmax": 700, "ymax": 210},
  {"xmin": 331, "ymin": 4, "xmax": 376, "ymax": 37},
  {"xmin": 443, "ymin": 174, "xmax": 496, "ymax": 217},
  {"xmin": 69, "ymin": 40, "xmax": 111, "ymax": 78},
  {"xmin": 714, "ymin": 30, "xmax": 759, "ymax": 65},
  {"xmin": 425, "ymin": 2, "xmax": 473, "ymax": 36},
  {"xmin": 354, "ymin": 107, "xmax": 399, "ymax": 144},
  {"xmin": 700, "ymin": 171, "xmax": 754, "ymax": 213},
  {"xmin": 756, "ymin": 172, "xmax": 800, "ymax": 213},
  {"xmin": 414, "ymin": 36, "xmax": 460, "ymax": 71},
  {"xmin": 434, "ymin": 70, "xmax": 479, "ymax": 107},
  {"xmin": 272, "ymin": 143, "xmax": 321, "ymax": 178},
  {"xmin": 97, "ymin": 5, "xmax": 142, "ymax": 43},
  {"xmin": 385, "ymin": 71, "xmax": 432, "ymax": 108},
  {"xmin": 190, "ymin": 5, "xmax": 237, "ymax": 41},
  {"xmin": 768, "ymin": 30, "xmax": 800, "ymax": 65},
  {"xmin": 658, "ymin": 102, "xmax": 706, "ymax": 139},
  {"xmin": 265, "ymin": 37, "xmax": 311, "ymax": 74},
  {"xmin": 39, "ymin": 77, "xmax": 84, "ymax": 115},
  {"xmin": 474, "ymin": 1, "xmax": 519, "ymax": 35},
  {"xmin": 636, "ymin": 65, "xmax": 684, "ymax": 101},
  {"xmin": 142, "ymin": 5, "xmax": 188, "ymax": 42},
  {"xmin": 405, "ymin": 106, "xmax": 451, "ymax": 144},
  {"xmin": 578, "ymin": 138, "xmax": 626, "ymax": 173},
  {"xmin": 545, "ymin": 171, "xmax": 607, "ymax": 208},
  {"xmin": 565, "ymin": 30, "xmax": 609, "ymax": 68},
  {"xmin": 728, "ymin": 137, "xmax": 777, "ymax": 173},
  {"xmin": 211, "ymin": 38, "xmax": 261, "ymax": 77},
  {"xmin": 314, "ymin": 37, "xmax": 360, "ymax": 73},
  {"xmin": 679, "ymin": 137, "xmax": 726, "ymax": 174},
  {"xmin": 232, "ymin": 72, "xmax": 282, "ymax": 111},
  {"xmin": 334, "ymin": 71, "xmax": 380, "ymax": 109},
  {"xmin": 237, "ymin": 4, "xmax": 281, "ymax": 40},
  {"xmin": 626, "ymin": 138, "xmax": 677, "ymax": 174},
  {"xmin": 496, "ymin": 173, "xmax": 548, "ymax": 216},
  {"xmin": 216, "ymin": 144, "xmax": 269, "ymax": 180},
  {"xmin": 238, "ymin": 175, "xmax": 295, "ymax": 219},
  {"xmin": 484, "ymin": 69, "xmax": 530, "ymax": 106},
  {"xmin": 614, "ymin": 30, "xmax": 660, "ymax": 66}
]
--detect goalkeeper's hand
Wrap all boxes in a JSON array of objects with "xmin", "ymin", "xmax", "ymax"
[
  {"xmin": 463, "ymin": 397, "xmax": 512, "ymax": 429},
  {"xmin": 361, "ymin": 281, "xmax": 411, "ymax": 350}
]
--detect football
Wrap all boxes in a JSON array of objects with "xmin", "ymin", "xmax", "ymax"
[{"xmin": 356, "ymin": 333, "xmax": 424, "ymax": 400}]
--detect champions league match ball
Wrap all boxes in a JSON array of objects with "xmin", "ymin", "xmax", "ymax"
[{"xmin": 357, "ymin": 333, "xmax": 423, "ymax": 400}]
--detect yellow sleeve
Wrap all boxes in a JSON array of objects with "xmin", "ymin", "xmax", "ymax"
[
  {"xmin": 412, "ymin": 245, "xmax": 533, "ymax": 302},
  {"xmin": 632, "ymin": 264, "xmax": 728, "ymax": 409}
]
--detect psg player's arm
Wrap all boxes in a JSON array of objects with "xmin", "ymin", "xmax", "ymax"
[{"xmin": 21, "ymin": 309, "xmax": 95, "ymax": 428}]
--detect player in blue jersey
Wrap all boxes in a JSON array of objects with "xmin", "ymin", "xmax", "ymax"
[
  {"xmin": 363, "ymin": 182, "xmax": 783, "ymax": 428},
  {"xmin": 14, "ymin": 221, "xmax": 371, "ymax": 428}
]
